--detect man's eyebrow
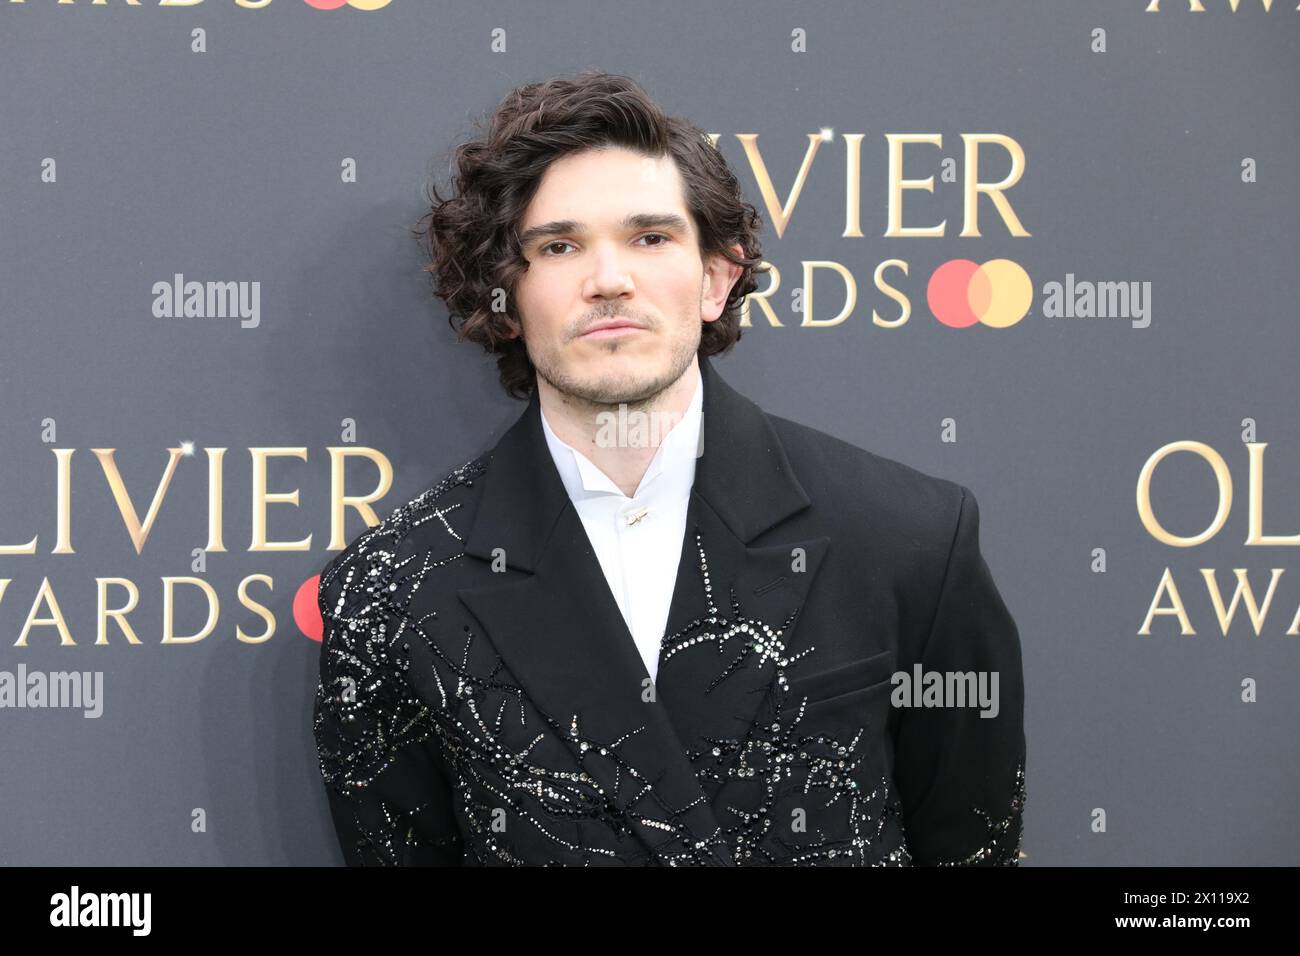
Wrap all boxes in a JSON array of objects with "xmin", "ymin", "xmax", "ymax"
[{"xmin": 516, "ymin": 213, "xmax": 691, "ymax": 250}]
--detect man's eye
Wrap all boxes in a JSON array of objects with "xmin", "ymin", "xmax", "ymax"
[{"xmin": 538, "ymin": 234, "xmax": 669, "ymax": 257}]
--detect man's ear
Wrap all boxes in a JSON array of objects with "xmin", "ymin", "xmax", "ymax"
[{"xmin": 701, "ymin": 244, "xmax": 745, "ymax": 323}]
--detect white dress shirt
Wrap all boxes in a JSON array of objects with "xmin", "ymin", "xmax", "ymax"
[{"xmin": 539, "ymin": 366, "xmax": 703, "ymax": 685}]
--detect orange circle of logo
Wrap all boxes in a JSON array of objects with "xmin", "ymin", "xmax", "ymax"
[{"xmin": 927, "ymin": 259, "xmax": 1032, "ymax": 329}]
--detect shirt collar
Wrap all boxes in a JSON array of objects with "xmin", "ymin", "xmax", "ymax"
[{"xmin": 540, "ymin": 363, "xmax": 703, "ymax": 505}]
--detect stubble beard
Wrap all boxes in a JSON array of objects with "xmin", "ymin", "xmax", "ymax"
[{"xmin": 530, "ymin": 320, "xmax": 700, "ymax": 415}]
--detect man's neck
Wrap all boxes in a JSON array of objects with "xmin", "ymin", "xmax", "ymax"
[{"xmin": 537, "ymin": 358, "xmax": 701, "ymax": 498}]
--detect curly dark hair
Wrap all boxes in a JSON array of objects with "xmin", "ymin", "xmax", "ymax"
[{"xmin": 412, "ymin": 70, "xmax": 766, "ymax": 400}]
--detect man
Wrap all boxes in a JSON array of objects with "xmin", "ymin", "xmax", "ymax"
[{"xmin": 312, "ymin": 70, "xmax": 1025, "ymax": 866}]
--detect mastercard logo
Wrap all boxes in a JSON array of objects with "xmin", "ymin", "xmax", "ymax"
[
  {"xmin": 927, "ymin": 258, "xmax": 1033, "ymax": 328},
  {"xmin": 303, "ymin": 0, "xmax": 393, "ymax": 9}
]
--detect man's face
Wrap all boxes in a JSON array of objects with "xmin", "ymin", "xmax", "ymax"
[{"xmin": 511, "ymin": 146, "xmax": 735, "ymax": 407}]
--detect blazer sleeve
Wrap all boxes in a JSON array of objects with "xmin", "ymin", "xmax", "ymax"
[
  {"xmin": 892, "ymin": 484, "xmax": 1026, "ymax": 865},
  {"xmin": 312, "ymin": 556, "xmax": 465, "ymax": 866}
]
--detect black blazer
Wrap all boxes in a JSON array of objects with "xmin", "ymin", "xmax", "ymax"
[{"xmin": 312, "ymin": 355, "xmax": 1025, "ymax": 866}]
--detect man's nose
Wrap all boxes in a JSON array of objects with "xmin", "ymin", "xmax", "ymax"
[{"xmin": 583, "ymin": 243, "xmax": 635, "ymax": 298}]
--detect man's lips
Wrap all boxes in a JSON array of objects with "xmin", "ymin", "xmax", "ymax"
[{"xmin": 579, "ymin": 322, "xmax": 646, "ymax": 339}]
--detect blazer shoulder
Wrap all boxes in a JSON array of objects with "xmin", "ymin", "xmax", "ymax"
[
  {"xmin": 317, "ymin": 453, "xmax": 490, "ymax": 614},
  {"xmin": 765, "ymin": 412, "xmax": 968, "ymax": 542}
]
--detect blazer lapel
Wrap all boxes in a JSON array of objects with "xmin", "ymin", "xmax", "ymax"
[
  {"xmin": 652, "ymin": 359, "xmax": 830, "ymax": 814},
  {"xmin": 454, "ymin": 355, "xmax": 827, "ymax": 863},
  {"xmin": 653, "ymin": 491, "xmax": 830, "ymax": 809}
]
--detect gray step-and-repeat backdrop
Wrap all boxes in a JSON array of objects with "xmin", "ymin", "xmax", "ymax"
[{"xmin": 1, "ymin": 0, "xmax": 1297, "ymax": 865}]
